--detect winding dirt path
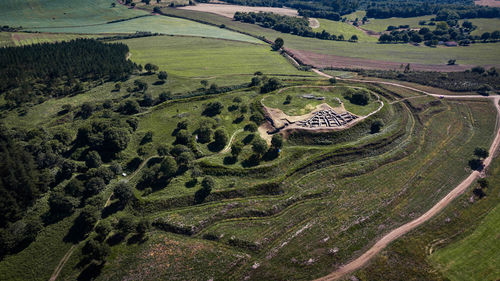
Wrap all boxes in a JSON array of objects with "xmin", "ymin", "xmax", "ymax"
[
  {"xmin": 313, "ymin": 68, "xmax": 500, "ymax": 281},
  {"xmin": 221, "ymin": 129, "xmax": 244, "ymax": 153}
]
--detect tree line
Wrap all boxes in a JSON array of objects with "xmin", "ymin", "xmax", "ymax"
[
  {"xmin": 360, "ymin": 66, "xmax": 499, "ymax": 92},
  {"xmin": 378, "ymin": 20, "xmax": 500, "ymax": 46},
  {"xmin": 234, "ymin": 12, "xmax": 357, "ymax": 41},
  {"xmin": 366, "ymin": 2, "xmax": 500, "ymax": 19},
  {"xmin": 0, "ymin": 39, "xmax": 138, "ymax": 108}
]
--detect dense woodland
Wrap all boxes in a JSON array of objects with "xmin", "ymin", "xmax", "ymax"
[
  {"xmin": 366, "ymin": 3, "xmax": 500, "ymax": 19},
  {"xmin": 378, "ymin": 20, "xmax": 500, "ymax": 46},
  {"xmin": 234, "ymin": 12, "xmax": 357, "ymax": 41},
  {"xmin": 208, "ymin": 0, "xmax": 500, "ymax": 20},
  {"xmin": 0, "ymin": 39, "xmax": 138, "ymax": 108}
]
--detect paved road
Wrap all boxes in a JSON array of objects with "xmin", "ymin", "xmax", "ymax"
[{"xmin": 313, "ymin": 68, "xmax": 500, "ymax": 281}]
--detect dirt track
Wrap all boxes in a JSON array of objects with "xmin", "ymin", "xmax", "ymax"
[{"xmin": 313, "ymin": 68, "xmax": 500, "ymax": 281}]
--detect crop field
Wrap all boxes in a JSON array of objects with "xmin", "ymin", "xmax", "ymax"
[
  {"xmin": 6, "ymin": 32, "xmax": 99, "ymax": 46},
  {"xmin": 0, "ymin": 0, "xmax": 146, "ymax": 28},
  {"xmin": 121, "ymin": 35, "xmax": 307, "ymax": 77},
  {"xmin": 361, "ymin": 16, "xmax": 433, "ymax": 33},
  {"xmin": 313, "ymin": 19, "xmax": 378, "ymax": 42},
  {"xmin": 33, "ymin": 15, "xmax": 261, "ymax": 43},
  {"xmin": 162, "ymin": 8, "xmax": 500, "ymax": 68}
]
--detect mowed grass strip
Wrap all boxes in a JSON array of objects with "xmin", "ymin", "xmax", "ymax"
[
  {"xmin": 430, "ymin": 202, "xmax": 500, "ymax": 281},
  {"xmin": 313, "ymin": 19, "xmax": 378, "ymax": 42},
  {"xmin": 122, "ymin": 35, "xmax": 306, "ymax": 77},
  {"xmin": 9, "ymin": 32, "xmax": 99, "ymax": 46}
]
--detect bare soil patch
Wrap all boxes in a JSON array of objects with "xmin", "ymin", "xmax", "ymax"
[
  {"xmin": 288, "ymin": 49, "xmax": 499, "ymax": 72},
  {"xmin": 178, "ymin": 3, "xmax": 299, "ymax": 18},
  {"xmin": 475, "ymin": 0, "xmax": 500, "ymax": 7},
  {"xmin": 309, "ymin": 18, "xmax": 320, "ymax": 28}
]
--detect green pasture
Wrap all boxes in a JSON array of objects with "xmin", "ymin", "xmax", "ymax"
[
  {"xmin": 122, "ymin": 35, "xmax": 307, "ymax": 77},
  {"xmin": 262, "ymin": 86, "xmax": 380, "ymax": 116},
  {"xmin": 362, "ymin": 15, "xmax": 433, "ymax": 32},
  {"xmin": 0, "ymin": 0, "xmax": 146, "ymax": 28},
  {"xmin": 9, "ymin": 32, "xmax": 98, "ymax": 46},
  {"xmin": 214, "ymin": 100, "xmax": 496, "ymax": 280},
  {"xmin": 34, "ymin": 15, "xmax": 261, "ymax": 43},
  {"xmin": 343, "ymin": 10, "xmax": 367, "ymax": 21},
  {"xmin": 0, "ymin": 72, "xmax": 261, "ymax": 130},
  {"xmin": 162, "ymin": 8, "xmax": 500, "ymax": 66},
  {"xmin": 354, "ymin": 139, "xmax": 500, "ymax": 280},
  {"xmin": 313, "ymin": 19, "xmax": 378, "ymax": 42},
  {"xmin": 430, "ymin": 203, "xmax": 500, "ymax": 281},
  {"xmin": 463, "ymin": 18, "xmax": 500, "ymax": 35}
]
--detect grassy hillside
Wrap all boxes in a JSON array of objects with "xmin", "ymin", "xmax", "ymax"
[
  {"xmin": 465, "ymin": 18, "xmax": 500, "ymax": 35},
  {"xmin": 353, "ymin": 144, "xmax": 500, "ymax": 280},
  {"xmin": 313, "ymin": 19, "xmax": 378, "ymax": 42},
  {"xmin": 430, "ymin": 201, "xmax": 500, "ymax": 280},
  {"xmin": 262, "ymin": 86, "xmax": 380, "ymax": 116},
  {"xmin": 0, "ymin": 0, "xmax": 260, "ymax": 43},
  {"xmin": 122, "ymin": 36, "xmax": 306, "ymax": 77},
  {"xmin": 33, "ymin": 16, "xmax": 261, "ymax": 43},
  {"xmin": 362, "ymin": 16, "xmax": 433, "ymax": 32},
  {"xmin": 0, "ymin": 0, "xmax": 145, "ymax": 28},
  {"xmin": 162, "ymin": 8, "xmax": 500, "ymax": 66}
]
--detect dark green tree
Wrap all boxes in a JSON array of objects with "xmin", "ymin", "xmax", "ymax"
[
  {"xmin": 85, "ymin": 151, "xmax": 102, "ymax": 168},
  {"xmin": 113, "ymin": 181, "xmax": 134, "ymax": 205},
  {"xmin": 272, "ymin": 37, "xmax": 284, "ymax": 51}
]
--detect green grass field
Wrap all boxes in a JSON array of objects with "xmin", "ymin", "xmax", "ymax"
[
  {"xmin": 362, "ymin": 15, "xmax": 433, "ymax": 32},
  {"xmin": 6, "ymin": 32, "xmax": 98, "ymax": 46},
  {"xmin": 430, "ymin": 203, "xmax": 500, "ymax": 280},
  {"xmin": 262, "ymin": 86, "xmax": 380, "ymax": 116},
  {"xmin": 462, "ymin": 18, "xmax": 500, "ymax": 35},
  {"xmin": 122, "ymin": 35, "xmax": 307, "ymax": 77},
  {"xmin": 313, "ymin": 19, "xmax": 378, "ymax": 42},
  {"xmin": 0, "ymin": 0, "xmax": 146, "ymax": 28},
  {"xmin": 343, "ymin": 10, "xmax": 367, "ymax": 21},
  {"xmin": 0, "ymin": 0, "xmax": 260, "ymax": 43},
  {"xmin": 353, "ymin": 137, "xmax": 500, "ymax": 280},
  {"xmin": 34, "ymin": 15, "xmax": 261, "ymax": 43},
  {"xmin": 161, "ymin": 8, "xmax": 500, "ymax": 66}
]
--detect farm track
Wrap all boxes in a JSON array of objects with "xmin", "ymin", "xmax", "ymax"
[
  {"xmin": 313, "ymin": 68, "xmax": 500, "ymax": 280},
  {"xmin": 222, "ymin": 129, "xmax": 244, "ymax": 153}
]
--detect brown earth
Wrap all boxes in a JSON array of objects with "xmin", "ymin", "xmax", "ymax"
[
  {"xmin": 474, "ymin": 0, "xmax": 500, "ymax": 7},
  {"xmin": 289, "ymin": 49, "xmax": 499, "ymax": 72}
]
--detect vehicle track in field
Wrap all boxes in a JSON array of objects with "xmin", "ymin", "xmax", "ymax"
[{"xmin": 312, "ymin": 68, "xmax": 500, "ymax": 280}]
